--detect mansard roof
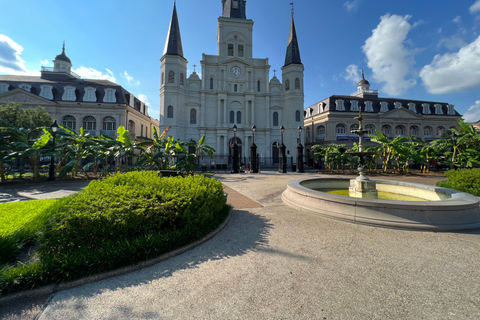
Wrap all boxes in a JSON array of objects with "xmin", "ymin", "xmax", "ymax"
[
  {"xmin": 163, "ymin": 2, "xmax": 184, "ymax": 58},
  {"xmin": 284, "ymin": 16, "xmax": 302, "ymax": 66}
]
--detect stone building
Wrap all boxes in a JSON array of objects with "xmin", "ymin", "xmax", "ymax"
[
  {"xmin": 159, "ymin": 1, "xmax": 304, "ymax": 167},
  {"xmin": 0, "ymin": 44, "xmax": 158, "ymax": 139},
  {"xmin": 303, "ymin": 72, "xmax": 462, "ymax": 166}
]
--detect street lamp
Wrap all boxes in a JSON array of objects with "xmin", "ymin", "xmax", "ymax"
[
  {"xmin": 296, "ymin": 126, "xmax": 304, "ymax": 173},
  {"xmin": 48, "ymin": 120, "xmax": 59, "ymax": 181},
  {"xmin": 250, "ymin": 125, "xmax": 258, "ymax": 173},
  {"xmin": 279, "ymin": 125, "xmax": 287, "ymax": 173},
  {"xmin": 231, "ymin": 125, "xmax": 239, "ymax": 173}
]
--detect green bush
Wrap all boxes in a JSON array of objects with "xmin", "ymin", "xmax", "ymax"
[
  {"xmin": 436, "ymin": 168, "xmax": 480, "ymax": 197},
  {"xmin": 1, "ymin": 171, "xmax": 229, "ymax": 294}
]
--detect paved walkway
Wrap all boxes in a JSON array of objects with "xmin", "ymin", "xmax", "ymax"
[{"xmin": 2, "ymin": 171, "xmax": 480, "ymax": 319}]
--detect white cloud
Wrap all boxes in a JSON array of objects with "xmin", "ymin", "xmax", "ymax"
[
  {"xmin": 463, "ymin": 100, "xmax": 480, "ymax": 122},
  {"xmin": 470, "ymin": 0, "xmax": 480, "ymax": 14},
  {"xmin": 0, "ymin": 35, "xmax": 38, "ymax": 75},
  {"xmin": 362, "ymin": 14, "xmax": 416, "ymax": 96},
  {"xmin": 437, "ymin": 35, "xmax": 468, "ymax": 50},
  {"xmin": 138, "ymin": 94, "xmax": 150, "ymax": 106},
  {"xmin": 40, "ymin": 59, "xmax": 49, "ymax": 66},
  {"xmin": 344, "ymin": 64, "xmax": 361, "ymax": 84},
  {"xmin": 123, "ymin": 71, "xmax": 140, "ymax": 86},
  {"xmin": 343, "ymin": 0, "xmax": 359, "ymax": 12},
  {"xmin": 420, "ymin": 36, "xmax": 480, "ymax": 94},
  {"xmin": 74, "ymin": 66, "xmax": 117, "ymax": 82},
  {"xmin": 452, "ymin": 15, "xmax": 462, "ymax": 24}
]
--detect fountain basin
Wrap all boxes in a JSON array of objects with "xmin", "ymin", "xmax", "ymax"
[{"xmin": 282, "ymin": 177, "xmax": 480, "ymax": 231}]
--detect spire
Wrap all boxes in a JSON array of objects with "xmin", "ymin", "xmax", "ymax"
[
  {"xmin": 222, "ymin": 0, "xmax": 247, "ymax": 19},
  {"xmin": 284, "ymin": 9, "xmax": 302, "ymax": 66},
  {"xmin": 163, "ymin": 2, "xmax": 184, "ymax": 57},
  {"xmin": 54, "ymin": 41, "xmax": 72, "ymax": 64}
]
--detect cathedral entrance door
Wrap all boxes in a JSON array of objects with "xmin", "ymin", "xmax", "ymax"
[{"xmin": 272, "ymin": 141, "xmax": 279, "ymax": 164}]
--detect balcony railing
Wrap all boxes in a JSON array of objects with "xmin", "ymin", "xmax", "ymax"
[{"xmin": 41, "ymin": 66, "xmax": 80, "ymax": 79}]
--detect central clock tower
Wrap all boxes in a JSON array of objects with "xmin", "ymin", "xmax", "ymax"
[{"xmin": 160, "ymin": 1, "xmax": 304, "ymax": 168}]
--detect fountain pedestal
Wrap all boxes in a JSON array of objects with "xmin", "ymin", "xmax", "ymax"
[{"xmin": 349, "ymin": 176, "xmax": 378, "ymax": 199}]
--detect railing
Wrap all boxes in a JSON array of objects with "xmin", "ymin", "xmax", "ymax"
[
  {"xmin": 41, "ymin": 66, "xmax": 81, "ymax": 79},
  {"xmin": 101, "ymin": 130, "xmax": 116, "ymax": 137}
]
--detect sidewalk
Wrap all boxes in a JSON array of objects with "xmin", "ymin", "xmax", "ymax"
[{"xmin": 3, "ymin": 171, "xmax": 480, "ymax": 320}]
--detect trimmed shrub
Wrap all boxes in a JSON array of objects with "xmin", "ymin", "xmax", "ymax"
[
  {"xmin": 436, "ymin": 168, "xmax": 480, "ymax": 197},
  {"xmin": 1, "ymin": 171, "xmax": 229, "ymax": 294}
]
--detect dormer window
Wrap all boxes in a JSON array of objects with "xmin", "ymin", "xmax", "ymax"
[
  {"xmin": 0, "ymin": 83, "xmax": 9, "ymax": 94},
  {"xmin": 62, "ymin": 86, "xmax": 76, "ymax": 101},
  {"xmin": 40, "ymin": 85, "xmax": 53, "ymax": 100},
  {"xmin": 422, "ymin": 103, "xmax": 431, "ymax": 114},
  {"xmin": 19, "ymin": 84, "xmax": 31, "ymax": 92},
  {"xmin": 447, "ymin": 104, "xmax": 455, "ymax": 115},
  {"xmin": 394, "ymin": 102, "xmax": 402, "ymax": 109},
  {"xmin": 83, "ymin": 87, "xmax": 96, "ymax": 102},
  {"xmin": 435, "ymin": 104, "xmax": 443, "ymax": 114},
  {"xmin": 350, "ymin": 100, "xmax": 359, "ymax": 111},
  {"xmin": 408, "ymin": 102, "xmax": 416, "ymax": 113},
  {"xmin": 380, "ymin": 101, "xmax": 389, "ymax": 112},
  {"xmin": 336, "ymin": 99, "xmax": 345, "ymax": 111},
  {"xmin": 104, "ymin": 88, "xmax": 116, "ymax": 103},
  {"xmin": 365, "ymin": 101, "xmax": 374, "ymax": 112}
]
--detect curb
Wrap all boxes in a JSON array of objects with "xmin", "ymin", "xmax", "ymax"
[{"xmin": 0, "ymin": 211, "xmax": 232, "ymax": 304}]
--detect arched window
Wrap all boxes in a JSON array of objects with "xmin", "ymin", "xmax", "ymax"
[
  {"xmin": 168, "ymin": 71, "xmax": 175, "ymax": 83},
  {"xmin": 317, "ymin": 125, "xmax": 325, "ymax": 137},
  {"xmin": 306, "ymin": 127, "xmax": 311, "ymax": 142},
  {"xmin": 83, "ymin": 116, "xmax": 96, "ymax": 132},
  {"xmin": 295, "ymin": 110, "xmax": 301, "ymax": 122},
  {"xmin": 410, "ymin": 126, "xmax": 418, "ymax": 136},
  {"xmin": 210, "ymin": 78, "xmax": 214, "ymax": 90},
  {"xmin": 236, "ymin": 111, "xmax": 241, "ymax": 124},
  {"xmin": 127, "ymin": 120, "xmax": 134, "ymax": 133},
  {"xmin": 424, "ymin": 126, "xmax": 432, "ymax": 137},
  {"xmin": 285, "ymin": 79, "xmax": 290, "ymax": 91},
  {"xmin": 238, "ymin": 44, "xmax": 244, "ymax": 57},
  {"xmin": 62, "ymin": 115, "xmax": 76, "ymax": 131},
  {"xmin": 295, "ymin": 78, "xmax": 300, "ymax": 90},
  {"xmin": 257, "ymin": 80, "xmax": 261, "ymax": 92},
  {"xmin": 350, "ymin": 124, "xmax": 359, "ymax": 136},
  {"xmin": 102, "ymin": 116, "xmax": 116, "ymax": 131},
  {"xmin": 228, "ymin": 43, "xmax": 234, "ymax": 56},
  {"xmin": 436, "ymin": 126, "xmax": 445, "ymax": 137},
  {"xmin": 180, "ymin": 73, "xmax": 184, "ymax": 85},
  {"xmin": 382, "ymin": 125, "xmax": 391, "ymax": 136},
  {"xmin": 234, "ymin": 84, "xmax": 238, "ymax": 92},
  {"xmin": 365, "ymin": 124, "xmax": 375, "ymax": 135},
  {"xmin": 167, "ymin": 105, "xmax": 174, "ymax": 118},
  {"xmin": 273, "ymin": 111, "xmax": 279, "ymax": 127},
  {"xmin": 230, "ymin": 110, "xmax": 235, "ymax": 124},
  {"xmin": 395, "ymin": 125, "xmax": 405, "ymax": 136},
  {"xmin": 336, "ymin": 124, "xmax": 346, "ymax": 136},
  {"xmin": 190, "ymin": 108, "xmax": 197, "ymax": 124}
]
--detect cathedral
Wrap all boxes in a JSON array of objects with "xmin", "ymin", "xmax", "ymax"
[{"xmin": 159, "ymin": 1, "xmax": 305, "ymax": 167}]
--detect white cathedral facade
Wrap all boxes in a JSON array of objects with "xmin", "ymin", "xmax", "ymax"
[{"xmin": 159, "ymin": 1, "xmax": 305, "ymax": 167}]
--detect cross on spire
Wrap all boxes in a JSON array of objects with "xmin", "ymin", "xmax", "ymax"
[
  {"xmin": 290, "ymin": 2, "xmax": 294, "ymax": 17},
  {"xmin": 193, "ymin": 64, "xmax": 196, "ymax": 72}
]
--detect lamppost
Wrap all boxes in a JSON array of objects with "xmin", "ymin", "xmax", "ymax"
[
  {"xmin": 279, "ymin": 125, "xmax": 287, "ymax": 173},
  {"xmin": 231, "ymin": 125, "xmax": 239, "ymax": 173},
  {"xmin": 250, "ymin": 125, "xmax": 258, "ymax": 173},
  {"xmin": 48, "ymin": 120, "xmax": 59, "ymax": 181},
  {"xmin": 296, "ymin": 126, "xmax": 304, "ymax": 173}
]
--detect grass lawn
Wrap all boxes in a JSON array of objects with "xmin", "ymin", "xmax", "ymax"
[{"xmin": 0, "ymin": 199, "xmax": 58, "ymax": 236}]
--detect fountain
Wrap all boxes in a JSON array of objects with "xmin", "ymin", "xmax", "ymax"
[
  {"xmin": 282, "ymin": 112, "xmax": 480, "ymax": 231},
  {"xmin": 348, "ymin": 109, "xmax": 377, "ymax": 199}
]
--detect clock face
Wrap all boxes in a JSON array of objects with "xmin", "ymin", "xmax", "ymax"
[{"xmin": 230, "ymin": 66, "xmax": 241, "ymax": 77}]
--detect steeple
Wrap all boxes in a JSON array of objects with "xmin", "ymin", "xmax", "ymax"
[
  {"xmin": 284, "ymin": 10, "xmax": 302, "ymax": 66},
  {"xmin": 163, "ymin": 2, "xmax": 184, "ymax": 57},
  {"xmin": 222, "ymin": 0, "xmax": 247, "ymax": 19}
]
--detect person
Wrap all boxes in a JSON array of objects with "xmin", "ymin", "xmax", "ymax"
[
  {"xmin": 246, "ymin": 162, "xmax": 250, "ymax": 173},
  {"xmin": 240, "ymin": 163, "xmax": 245, "ymax": 173}
]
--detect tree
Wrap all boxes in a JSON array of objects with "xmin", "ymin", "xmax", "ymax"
[{"xmin": 0, "ymin": 103, "xmax": 52, "ymax": 133}]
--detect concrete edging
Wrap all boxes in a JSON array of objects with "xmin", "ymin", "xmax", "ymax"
[{"xmin": 0, "ymin": 211, "xmax": 232, "ymax": 303}]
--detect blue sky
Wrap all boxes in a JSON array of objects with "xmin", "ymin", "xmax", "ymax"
[{"xmin": 1, "ymin": 0, "xmax": 480, "ymax": 122}]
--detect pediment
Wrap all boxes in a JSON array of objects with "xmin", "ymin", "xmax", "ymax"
[
  {"xmin": 220, "ymin": 57, "xmax": 255, "ymax": 68},
  {"xmin": 0, "ymin": 89, "xmax": 57, "ymax": 106},
  {"xmin": 380, "ymin": 106, "xmax": 422, "ymax": 120}
]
